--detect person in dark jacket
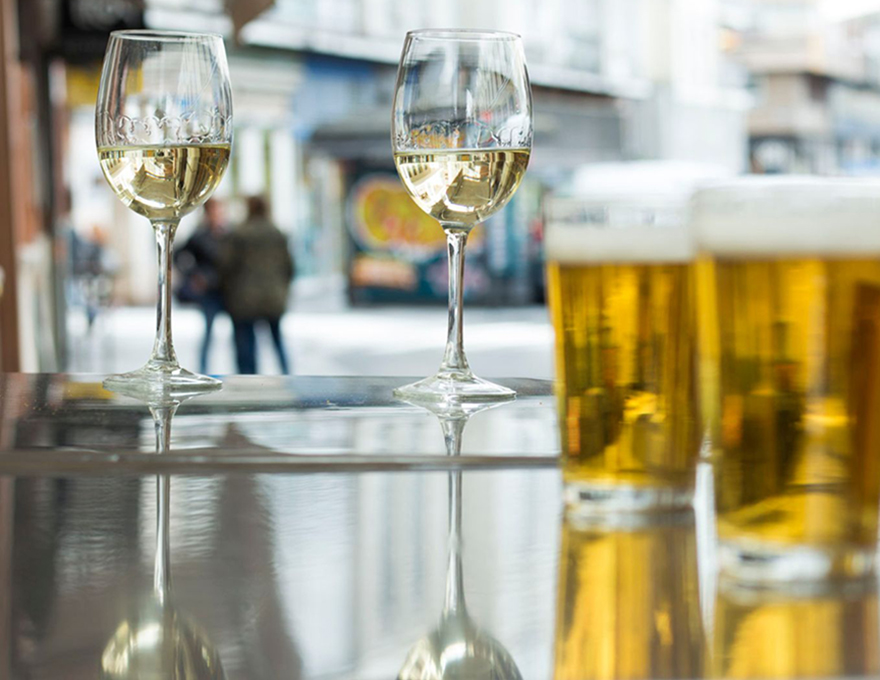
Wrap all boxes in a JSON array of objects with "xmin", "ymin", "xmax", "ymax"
[
  {"xmin": 220, "ymin": 196, "xmax": 294, "ymax": 374},
  {"xmin": 176, "ymin": 199, "xmax": 227, "ymax": 375}
]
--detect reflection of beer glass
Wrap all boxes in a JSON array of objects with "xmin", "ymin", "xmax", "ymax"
[
  {"xmin": 713, "ymin": 578, "xmax": 879, "ymax": 678},
  {"xmin": 694, "ymin": 179, "xmax": 880, "ymax": 580},
  {"xmin": 545, "ymin": 199, "xmax": 700, "ymax": 510},
  {"xmin": 553, "ymin": 511, "xmax": 705, "ymax": 679}
]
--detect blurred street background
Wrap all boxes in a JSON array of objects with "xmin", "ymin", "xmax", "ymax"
[{"xmin": 2, "ymin": 0, "xmax": 880, "ymax": 376}]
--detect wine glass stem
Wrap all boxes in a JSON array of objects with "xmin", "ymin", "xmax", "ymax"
[
  {"xmin": 150, "ymin": 220, "xmax": 180, "ymax": 369},
  {"xmin": 445, "ymin": 467, "xmax": 466, "ymax": 615},
  {"xmin": 154, "ymin": 474, "xmax": 171, "ymax": 603},
  {"xmin": 151, "ymin": 405, "xmax": 176, "ymax": 603},
  {"xmin": 440, "ymin": 228, "xmax": 470, "ymax": 374}
]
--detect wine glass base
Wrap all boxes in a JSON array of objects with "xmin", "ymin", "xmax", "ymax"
[
  {"xmin": 104, "ymin": 364, "xmax": 221, "ymax": 401},
  {"xmin": 394, "ymin": 371, "xmax": 516, "ymax": 404}
]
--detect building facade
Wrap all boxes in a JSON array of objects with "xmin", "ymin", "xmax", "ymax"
[
  {"xmin": 731, "ymin": 0, "xmax": 880, "ymax": 174},
  {"xmin": 7, "ymin": 0, "xmax": 749, "ymax": 368}
]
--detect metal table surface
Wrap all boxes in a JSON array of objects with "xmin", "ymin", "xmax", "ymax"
[
  {"xmin": 1, "ymin": 374, "xmax": 878, "ymax": 679},
  {"xmin": 0, "ymin": 374, "xmax": 558, "ymax": 474}
]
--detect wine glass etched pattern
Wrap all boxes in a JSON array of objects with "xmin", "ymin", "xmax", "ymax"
[{"xmin": 97, "ymin": 110, "xmax": 233, "ymax": 147}]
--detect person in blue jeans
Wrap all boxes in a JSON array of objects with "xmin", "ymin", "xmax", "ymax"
[
  {"xmin": 176, "ymin": 199, "xmax": 227, "ymax": 375},
  {"xmin": 219, "ymin": 196, "xmax": 294, "ymax": 374}
]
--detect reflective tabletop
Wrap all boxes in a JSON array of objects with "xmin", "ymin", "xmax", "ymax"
[
  {"xmin": 0, "ymin": 374, "xmax": 557, "ymax": 474},
  {"xmin": 2, "ymin": 374, "xmax": 879, "ymax": 680}
]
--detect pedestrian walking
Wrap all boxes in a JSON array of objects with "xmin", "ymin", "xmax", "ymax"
[
  {"xmin": 220, "ymin": 196, "xmax": 294, "ymax": 374},
  {"xmin": 176, "ymin": 199, "xmax": 228, "ymax": 375}
]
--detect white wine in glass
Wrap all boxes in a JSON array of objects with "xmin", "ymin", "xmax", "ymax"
[
  {"xmin": 392, "ymin": 30, "xmax": 533, "ymax": 403},
  {"xmin": 95, "ymin": 31, "xmax": 233, "ymax": 395},
  {"xmin": 98, "ymin": 144, "xmax": 230, "ymax": 221},
  {"xmin": 394, "ymin": 149, "xmax": 531, "ymax": 227}
]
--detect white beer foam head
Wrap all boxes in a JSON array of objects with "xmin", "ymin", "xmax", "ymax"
[
  {"xmin": 692, "ymin": 176, "xmax": 880, "ymax": 257},
  {"xmin": 545, "ymin": 198, "xmax": 694, "ymax": 264}
]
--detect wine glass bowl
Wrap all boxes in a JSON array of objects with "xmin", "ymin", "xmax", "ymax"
[
  {"xmin": 96, "ymin": 30, "xmax": 232, "ymax": 396},
  {"xmin": 101, "ymin": 597, "xmax": 226, "ymax": 680},
  {"xmin": 392, "ymin": 30, "xmax": 533, "ymax": 403},
  {"xmin": 398, "ymin": 613, "xmax": 523, "ymax": 680}
]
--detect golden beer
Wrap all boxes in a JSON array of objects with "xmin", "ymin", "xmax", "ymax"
[
  {"xmin": 694, "ymin": 179, "xmax": 880, "ymax": 578},
  {"xmin": 554, "ymin": 512, "xmax": 705, "ymax": 680},
  {"xmin": 545, "ymin": 202, "xmax": 700, "ymax": 508},
  {"xmin": 713, "ymin": 579, "xmax": 879, "ymax": 678}
]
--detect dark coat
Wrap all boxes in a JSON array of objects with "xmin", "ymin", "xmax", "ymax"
[
  {"xmin": 220, "ymin": 217, "xmax": 294, "ymax": 321},
  {"xmin": 176, "ymin": 224, "xmax": 225, "ymax": 301}
]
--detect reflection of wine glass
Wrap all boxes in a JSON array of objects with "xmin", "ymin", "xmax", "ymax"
[
  {"xmin": 392, "ymin": 30, "xmax": 532, "ymax": 403},
  {"xmin": 102, "ymin": 383, "xmax": 226, "ymax": 680},
  {"xmin": 713, "ymin": 577, "xmax": 878, "ymax": 678},
  {"xmin": 554, "ymin": 511, "xmax": 704, "ymax": 680},
  {"xmin": 398, "ymin": 398, "xmax": 523, "ymax": 680},
  {"xmin": 96, "ymin": 31, "xmax": 232, "ymax": 394}
]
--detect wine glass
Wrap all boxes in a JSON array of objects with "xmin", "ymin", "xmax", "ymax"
[
  {"xmin": 392, "ymin": 30, "xmax": 533, "ymax": 403},
  {"xmin": 102, "ymin": 385, "xmax": 225, "ymax": 679},
  {"xmin": 96, "ymin": 30, "xmax": 232, "ymax": 395},
  {"xmin": 398, "ymin": 399, "xmax": 523, "ymax": 679}
]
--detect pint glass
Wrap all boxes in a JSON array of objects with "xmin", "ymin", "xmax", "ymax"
[
  {"xmin": 554, "ymin": 511, "xmax": 704, "ymax": 680},
  {"xmin": 694, "ymin": 178, "xmax": 880, "ymax": 580},
  {"xmin": 546, "ymin": 198, "xmax": 701, "ymax": 511},
  {"xmin": 713, "ymin": 578, "xmax": 878, "ymax": 677}
]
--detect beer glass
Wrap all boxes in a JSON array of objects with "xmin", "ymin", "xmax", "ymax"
[
  {"xmin": 694, "ymin": 178, "xmax": 880, "ymax": 580},
  {"xmin": 554, "ymin": 510, "xmax": 705, "ymax": 679},
  {"xmin": 713, "ymin": 578, "xmax": 878, "ymax": 677},
  {"xmin": 545, "ymin": 198, "xmax": 701, "ymax": 511}
]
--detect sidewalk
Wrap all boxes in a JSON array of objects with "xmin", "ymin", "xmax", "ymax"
[{"xmin": 67, "ymin": 302, "xmax": 555, "ymax": 380}]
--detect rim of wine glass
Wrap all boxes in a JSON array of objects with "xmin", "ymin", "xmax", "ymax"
[
  {"xmin": 406, "ymin": 28, "xmax": 521, "ymax": 41},
  {"xmin": 109, "ymin": 29, "xmax": 224, "ymax": 42}
]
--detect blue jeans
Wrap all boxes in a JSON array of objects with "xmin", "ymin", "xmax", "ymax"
[
  {"xmin": 199, "ymin": 292, "xmax": 224, "ymax": 375},
  {"xmin": 233, "ymin": 317, "xmax": 290, "ymax": 375}
]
